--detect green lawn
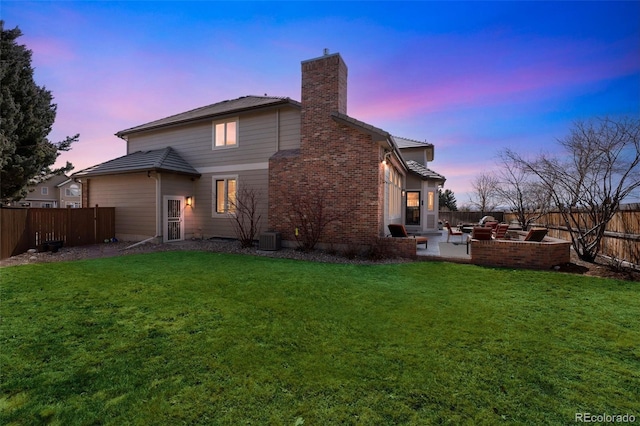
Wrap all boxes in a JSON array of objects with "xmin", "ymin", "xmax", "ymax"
[{"xmin": 1, "ymin": 252, "xmax": 638, "ymax": 425}]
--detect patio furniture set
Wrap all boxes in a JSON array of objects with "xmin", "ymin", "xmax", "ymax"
[{"xmin": 441, "ymin": 219, "xmax": 548, "ymax": 254}]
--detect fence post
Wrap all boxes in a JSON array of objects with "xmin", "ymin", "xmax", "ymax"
[
  {"xmin": 94, "ymin": 204, "xmax": 98, "ymax": 244},
  {"xmin": 66, "ymin": 204, "xmax": 72, "ymax": 246}
]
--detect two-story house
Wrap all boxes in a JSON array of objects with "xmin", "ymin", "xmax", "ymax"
[
  {"xmin": 73, "ymin": 52, "xmax": 445, "ymax": 254},
  {"xmin": 19, "ymin": 174, "xmax": 82, "ymax": 208}
]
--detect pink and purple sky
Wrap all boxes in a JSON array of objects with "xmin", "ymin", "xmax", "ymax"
[{"xmin": 4, "ymin": 1, "xmax": 639, "ymax": 204}]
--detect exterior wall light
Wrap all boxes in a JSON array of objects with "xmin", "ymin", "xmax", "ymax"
[
  {"xmin": 186, "ymin": 196, "xmax": 193, "ymax": 207},
  {"xmin": 382, "ymin": 152, "xmax": 392, "ymax": 165}
]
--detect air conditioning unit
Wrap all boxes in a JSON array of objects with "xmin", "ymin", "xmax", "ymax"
[{"xmin": 259, "ymin": 231, "xmax": 281, "ymax": 251}]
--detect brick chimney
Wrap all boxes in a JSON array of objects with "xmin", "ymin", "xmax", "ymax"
[{"xmin": 300, "ymin": 51, "xmax": 348, "ymax": 152}]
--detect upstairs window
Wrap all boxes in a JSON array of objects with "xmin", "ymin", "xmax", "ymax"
[
  {"xmin": 213, "ymin": 118, "xmax": 238, "ymax": 148},
  {"xmin": 41, "ymin": 187, "xmax": 48, "ymax": 195}
]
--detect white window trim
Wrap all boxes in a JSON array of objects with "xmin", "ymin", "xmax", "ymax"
[
  {"xmin": 386, "ymin": 166, "xmax": 402, "ymax": 220},
  {"xmin": 212, "ymin": 175, "xmax": 238, "ymax": 216},
  {"xmin": 41, "ymin": 187, "xmax": 48, "ymax": 195},
  {"xmin": 427, "ymin": 190, "xmax": 435, "ymax": 212},
  {"xmin": 212, "ymin": 117, "xmax": 239, "ymax": 150}
]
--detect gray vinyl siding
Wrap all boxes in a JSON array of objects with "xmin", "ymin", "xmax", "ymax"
[
  {"xmin": 400, "ymin": 148, "xmax": 428, "ymax": 166},
  {"xmin": 118, "ymin": 105, "xmax": 300, "ymax": 241},
  {"xmin": 126, "ymin": 106, "xmax": 301, "ymax": 168},
  {"xmin": 88, "ymin": 173, "xmax": 156, "ymax": 240},
  {"xmin": 405, "ymin": 174, "xmax": 422, "ymax": 191},
  {"xmin": 276, "ymin": 108, "xmax": 301, "ymax": 150},
  {"xmin": 190, "ymin": 168, "xmax": 269, "ymax": 239}
]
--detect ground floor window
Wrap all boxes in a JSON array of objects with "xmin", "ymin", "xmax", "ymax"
[
  {"xmin": 386, "ymin": 166, "xmax": 402, "ymax": 220},
  {"xmin": 214, "ymin": 177, "xmax": 237, "ymax": 214},
  {"xmin": 427, "ymin": 191, "xmax": 435, "ymax": 211}
]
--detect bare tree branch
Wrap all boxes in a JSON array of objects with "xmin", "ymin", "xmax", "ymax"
[
  {"xmin": 285, "ymin": 190, "xmax": 344, "ymax": 252},
  {"xmin": 228, "ymin": 185, "xmax": 262, "ymax": 248},
  {"xmin": 505, "ymin": 117, "xmax": 640, "ymax": 262},
  {"xmin": 496, "ymin": 150, "xmax": 552, "ymax": 229},
  {"xmin": 470, "ymin": 172, "xmax": 500, "ymax": 215}
]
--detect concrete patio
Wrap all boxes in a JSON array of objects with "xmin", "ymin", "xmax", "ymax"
[{"xmin": 416, "ymin": 231, "xmax": 471, "ymax": 261}]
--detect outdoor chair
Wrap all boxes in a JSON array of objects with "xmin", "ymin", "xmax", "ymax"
[
  {"xmin": 467, "ymin": 226, "xmax": 493, "ymax": 254},
  {"xmin": 524, "ymin": 228, "xmax": 548, "ymax": 242},
  {"xmin": 484, "ymin": 220, "xmax": 499, "ymax": 231},
  {"xmin": 494, "ymin": 223, "xmax": 510, "ymax": 239},
  {"xmin": 444, "ymin": 221, "xmax": 464, "ymax": 244},
  {"xmin": 388, "ymin": 224, "xmax": 428, "ymax": 248}
]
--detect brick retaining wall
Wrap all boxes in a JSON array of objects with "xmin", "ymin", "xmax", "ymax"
[
  {"xmin": 470, "ymin": 235, "xmax": 571, "ymax": 270},
  {"xmin": 383, "ymin": 238, "xmax": 418, "ymax": 259}
]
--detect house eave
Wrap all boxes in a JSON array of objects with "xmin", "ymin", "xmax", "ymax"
[
  {"xmin": 72, "ymin": 167, "xmax": 201, "ymax": 179},
  {"xmin": 116, "ymin": 98, "xmax": 301, "ymax": 139}
]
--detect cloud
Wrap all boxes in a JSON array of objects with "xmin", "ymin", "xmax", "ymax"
[{"xmin": 350, "ymin": 34, "xmax": 640, "ymax": 122}]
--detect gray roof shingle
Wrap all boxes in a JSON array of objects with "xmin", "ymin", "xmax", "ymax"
[
  {"xmin": 116, "ymin": 96, "xmax": 300, "ymax": 137},
  {"xmin": 393, "ymin": 136, "xmax": 434, "ymax": 149},
  {"xmin": 72, "ymin": 147, "xmax": 201, "ymax": 178},
  {"xmin": 331, "ymin": 112, "xmax": 390, "ymax": 139},
  {"xmin": 406, "ymin": 160, "xmax": 446, "ymax": 182}
]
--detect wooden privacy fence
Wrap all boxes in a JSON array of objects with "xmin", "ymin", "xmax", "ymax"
[
  {"xmin": 0, "ymin": 207, "xmax": 115, "ymax": 259},
  {"xmin": 504, "ymin": 210, "xmax": 640, "ymax": 267},
  {"xmin": 439, "ymin": 211, "xmax": 505, "ymax": 226}
]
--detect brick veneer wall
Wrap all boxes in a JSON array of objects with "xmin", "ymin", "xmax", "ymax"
[
  {"xmin": 383, "ymin": 237, "xmax": 418, "ymax": 259},
  {"xmin": 470, "ymin": 236, "xmax": 571, "ymax": 270},
  {"xmin": 268, "ymin": 53, "xmax": 390, "ymax": 248}
]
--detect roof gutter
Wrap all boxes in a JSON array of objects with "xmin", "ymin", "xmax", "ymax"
[{"xmin": 72, "ymin": 167, "xmax": 201, "ymax": 179}]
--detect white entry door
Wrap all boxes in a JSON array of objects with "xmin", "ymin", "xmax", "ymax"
[{"xmin": 163, "ymin": 196, "xmax": 185, "ymax": 242}]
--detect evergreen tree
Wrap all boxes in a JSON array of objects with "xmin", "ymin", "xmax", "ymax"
[
  {"xmin": 1, "ymin": 22, "xmax": 78, "ymax": 201},
  {"xmin": 438, "ymin": 188, "xmax": 458, "ymax": 211}
]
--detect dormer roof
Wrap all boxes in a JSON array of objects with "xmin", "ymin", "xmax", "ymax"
[
  {"xmin": 406, "ymin": 160, "xmax": 446, "ymax": 183},
  {"xmin": 392, "ymin": 136, "xmax": 434, "ymax": 149}
]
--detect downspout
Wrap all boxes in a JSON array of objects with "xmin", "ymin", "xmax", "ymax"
[
  {"xmin": 275, "ymin": 108, "xmax": 280, "ymax": 151},
  {"xmin": 146, "ymin": 170, "xmax": 161, "ymax": 242},
  {"xmin": 123, "ymin": 235, "xmax": 157, "ymax": 250}
]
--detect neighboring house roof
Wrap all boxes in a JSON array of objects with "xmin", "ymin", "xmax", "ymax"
[
  {"xmin": 392, "ymin": 136, "xmax": 434, "ymax": 149},
  {"xmin": 406, "ymin": 160, "xmax": 446, "ymax": 183},
  {"xmin": 28, "ymin": 173, "xmax": 69, "ymax": 186},
  {"xmin": 116, "ymin": 96, "xmax": 300, "ymax": 137},
  {"xmin": 73, "ymin": 147, "xmax": 201, "ymax": 178},
  {"xmin": 56, "ymin": 178, "xmax": 76, "ymax": 187}
]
